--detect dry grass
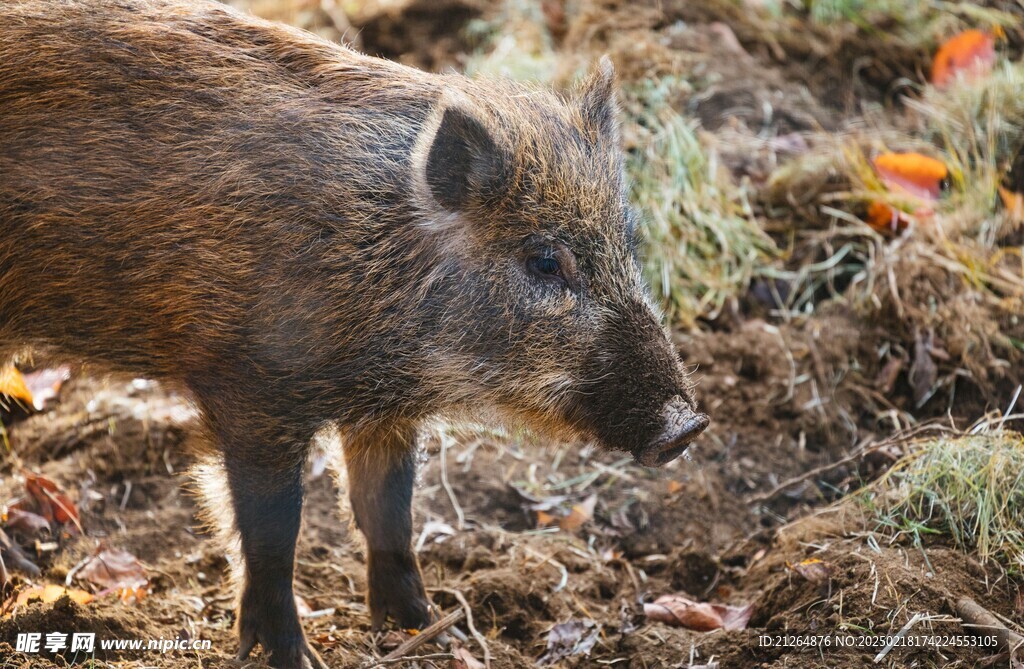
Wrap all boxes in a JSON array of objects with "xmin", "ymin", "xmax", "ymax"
[
  {"xmin": 625, "ymin": 79, "xmax": 776, "ymax": 326},
  {"xmin": 763, "ymin": 53, "xmax": 1024, "ymax": 407}
]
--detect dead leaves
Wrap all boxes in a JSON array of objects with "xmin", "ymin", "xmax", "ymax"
[
  {"xmin": 451, "ymin": 645, "xmax": 486, "ymax": 669},
  {"xmin": 21, "ymin": 471, "xmax": 80, "ymax": 533},
  {"xmin": 788, "ymin": 558, "xmax": 831, "ymax": 584},
  {"xmin": 1, "ymin": 544, "xmax": 149, "ymax": 617},
  {"xmin": 4, "ymin": 508, "xmax": 51, "ymax": 535},
  {"xmin": 0, "ymin": 365, "xmax": 70, "ymax": 420},
  {"xmin": 76, "ymin": 546, "xmax": 149, "ymax": 603},
  {"xmin": 909, "ymin": 328, "xmax": 950, "ymax": 407},
  {"xmin": 538, "ymin": 619, "xmax": 601, "ymax": 666},
  {"xmin": 2, "ymin": 584, "xmax": 94, "ymax": 617},
  {"xmin": 0, "ymin": 471, "xmax": 81, "ymax": 581},
  {"xmin": 644, "ymin": 595, "xmax": 753, "ymax": 632},
  {"xmin": 535, "ymin": 494, "xmax": 597, "ymax": 533}
]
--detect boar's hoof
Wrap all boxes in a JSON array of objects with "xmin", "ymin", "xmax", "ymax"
[
  {"xmin": 368, "ymin": 561, "xmax": 434, "ymax": 631},
  {"xmin": 369, "ymin": 587, "xmax": 434, "ymax": 631},
  {"xmin": 237, "ymin": 608, "xmax": 327, "ymax": 669},
  {"xmin": 634, "ymin": 405, "xmax": 710, "ymax": 468}
]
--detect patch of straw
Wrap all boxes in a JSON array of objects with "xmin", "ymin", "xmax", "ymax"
[{"xmin": 626, "ymin": 78, "xmax": 776, "ymax": 326}]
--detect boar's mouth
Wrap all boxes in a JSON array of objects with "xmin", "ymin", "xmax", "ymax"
[{"xmin": 632, "ymin": 408, "xmax": 710, "ymax": 468}]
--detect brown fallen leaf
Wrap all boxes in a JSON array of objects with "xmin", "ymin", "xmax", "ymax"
[
  {"xmin": 313, "ymin": 632, "xmax": 343, "ymax": 649},
  {"xmin": 559, "ymin": 494, "xmax": 597, "ymax": 532},
  {"xmin": 875, "ymin": 356, "xmax": 905, "ymax": 395},
  {"xmin": 538, "ymin": 619, "xmax": 600, "ymax": 665},
  {"xmin": 0, "ymin": 527, "xmax": 41, "ymax": 580},
  {"xmin": 22, "ymin": 471, "xmax": 80, "ymax": 532},
  {"xmin": 789, "ymin": 558, "xmax": 831, "ymax": 584},
  {"xmin": 910, "ymin": 328, "xmax": 939, "ymax": 407},
  {"xmin": 4, "ymin": 507, "xmax": 51, "ymax": 535},
  {"xmin": 644, "ymin": 595, "xmax": 752, "ymax": 631},
  {"xmin": 77, "ymin": 547, "xmax": 148, "ymax": 597},
  {"xmin": 451, "ymin": 645, "xmax": 486, "ymax": 669}
]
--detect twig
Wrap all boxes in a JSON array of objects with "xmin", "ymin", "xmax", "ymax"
[
  {"xmin": 748, "ymin": 422, "xmax": 962, "ymax": 504},
  {"xmin": 873, "ymin": 612, "xmax": 923, "ymax": 663},
  {"xmin": 431, "ymin": 587, "xmax": 492, "ymax": 669},
  {"xmin": 365, "ymin": 653, "xmax": 456, "ymax": 666},
  {"xmin": 439, "ymin": 431, "xmax": 465, "ymax": 531},
  {"xmin": 748, "ymin": 449, "xmax": 866, "ymax": 504},
  {"xmin": 999, "ymin": 385, "xmax": 1022, "ymax": 430},
  {"xmin": 365, "ymin": 609, "xmax": 464, "ymax": 668},
  {"xmin": 957, "ymin": 597, "xmax": 1024, "ymax": 657}
]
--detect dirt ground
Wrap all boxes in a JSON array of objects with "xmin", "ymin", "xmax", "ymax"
[
  {"xmin": 1, "ymin": 0, "xmax": 1022, "ymax": 668},
  {"xmin": 0, "ymin": 326, "xmax": 1019, "ymax": 668}
]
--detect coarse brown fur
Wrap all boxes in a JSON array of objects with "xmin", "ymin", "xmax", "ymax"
[{"xmin": 0, "ymin": 1, "xmax": 707, "ymax": 667}]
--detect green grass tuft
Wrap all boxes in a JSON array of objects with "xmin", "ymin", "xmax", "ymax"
[{"xmin": 869, "ymin": 430, "xmax": 1024, "ymax": 572}]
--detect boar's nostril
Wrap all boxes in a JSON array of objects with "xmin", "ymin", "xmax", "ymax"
[{"xmin": 635, "ymin": 404, "xmax": 710, "ymax": 468}]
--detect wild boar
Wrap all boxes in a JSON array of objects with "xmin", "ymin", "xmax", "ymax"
[{"xmin": 0, "ymin": 1, "xmax": 709, "ymax": 667}]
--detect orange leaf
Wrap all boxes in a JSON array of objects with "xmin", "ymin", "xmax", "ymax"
[
  {"xmin": 999, "ymin": 185, "xmax": 1024, "ymax": 223},
  {"xmin": 6, "ymin": 585, "xmax": 94, "ymax": 616},
  {"xmin": 873, "ymin": 152, "xmax": 948, "ymax": 201},
  {"xmin": 932, "ymin": 29, "xmax": 997, "ymax": 89},
  {"xmin": 116, "ymin": 586, "xmax": 148, "ymax": 604},
  {"xmin": 866, "ymin": 201, "xmax": 911, "ymax": 235},
  {"xmin": 0, "ymin": 366, "xmax": 33, "ymax": 408},
  {"xmin": 558, "ymin": 494, "xmax": 596, "ymax": 532}
]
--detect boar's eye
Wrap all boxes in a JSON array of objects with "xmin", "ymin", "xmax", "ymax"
[{"xmin": 527, "ymin": 255, "xmax": 566, "ymax": 286}]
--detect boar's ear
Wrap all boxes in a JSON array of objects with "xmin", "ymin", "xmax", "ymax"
[
  {"xmin": 577, "ymin": 55, "xmax": 619, "ymax": 143},
  {"xmin": 421, "ymin": 101, "xmax": 506, "ymax": 212}
]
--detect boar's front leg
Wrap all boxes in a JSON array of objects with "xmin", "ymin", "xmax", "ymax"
[
  {"xmin": 345, "ymin": 423, "xmax": 433, "ymax": 630},
  {"xmin": 223, "ymin": 444, "xmax": 326, "ymax": 669}
]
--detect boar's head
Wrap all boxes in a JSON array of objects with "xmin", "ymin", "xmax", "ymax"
[{"xmin": 410, "ymin": 58, "xmax": 708, "ymax": 466}]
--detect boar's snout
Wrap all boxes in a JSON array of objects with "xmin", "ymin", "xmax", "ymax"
[
  {"xmin": 634, "ymin": 398, "xmax": 710, "ymax": 467},
  {"xmin": 575, "ymin": 300, "xmax": 709, "ymax": 467}
]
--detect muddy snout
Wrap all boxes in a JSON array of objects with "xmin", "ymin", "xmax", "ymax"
[{"xmin": 634, "ymin": 399, "xmax": 710, "ymax": 467}]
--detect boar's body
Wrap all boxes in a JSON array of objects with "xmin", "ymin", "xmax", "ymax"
[
  {"xmin": 0, "ymin": 1, "xmax": 708, "ymax": 667},
  {"xmin": 0, "ymin": 1, "xmax": 441, "ymax": 419}
]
